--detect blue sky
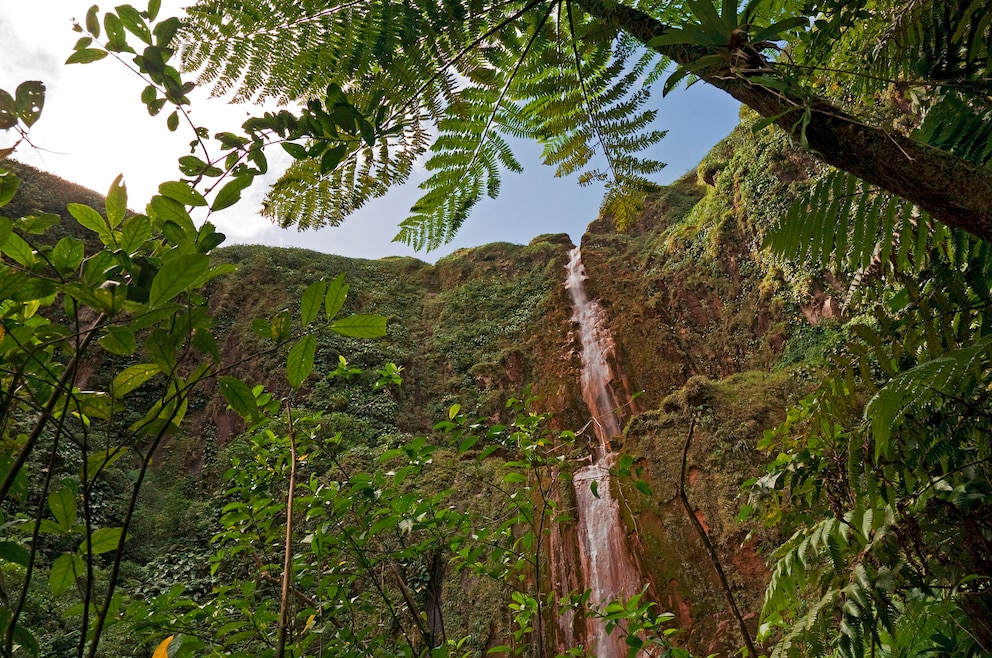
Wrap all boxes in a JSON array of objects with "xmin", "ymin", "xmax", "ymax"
[{"xmin": 1, "ymin": 1, "xmax": 740, "ymax": 262}]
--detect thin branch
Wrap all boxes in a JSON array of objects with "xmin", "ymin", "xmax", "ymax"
[{"xmin": 678, "ymin": 417, "xmax": 759, "ymax": 657}]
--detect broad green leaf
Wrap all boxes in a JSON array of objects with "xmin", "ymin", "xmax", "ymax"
[
  {"xmin": 149, "ymin": 195, "xmax": 196, "ymax": 233},
  {"xmin": 82, "ymin": 527, "xmax": 123, "ymax": 555},
  {"xmin": 14, "ymin": 81, "xmax": 45, "ymax": 128},
  {"xmin": 0, "ymin": 170, "xmax": 21, "ymax": 206},
  {"xmin": 67, "ymin": 203, "xmax": 113, "ymax": 244},
  {"xmin": 287, "ymin": 334, "xmax": 317, "ymax": 389},
  {"xmin": 0, "ymin": 269, "xmax": 55, "ymax": 302},
  {"xmin": 282, "ymin": 142, "xmax": 308, "ymax": 159},
  {"xmin": 196, "ymin": 222, "xmax": 226, "ymax": 253},
  {"xmin": 148, "ymin": 0, "xmax": 161, "ymax": 21},
  {"xmin": 51, "ymin": 237, "xmax": 85, "ymax": 275},
  {"xmin": 192, "ymin": 327, "xmax": 220, "ymax": 361},
  {"xmin": 210, "ymin": 175, "xmax": 252, "ymax": 211},
  {"xmin": 0, "ymin": 89, "xmax": 16, "ymax": 130},
  {"xmin": 149, "ymin": 253, "xmax": 209, "ymax": 306},
  {"xmin": 159, "ymin": 180, "xmax": 207, "ymax": 207},
  {"xmin": 300, "ymin": 280, "xmax": 327, "ymax": 327},
  {"xmin": 103, "ymin": 13, "xmax": 134, "ymax": 53},
  {"xmin": 49, "ymin": 483, "xmax": 77, "ymax": 532},
  {"xmin": 1, "ymin": 232, "xmax": 36, "ymax": 267},
  {"xmin": 17, "ymin": 212, "xmax": 59, "ymax": 234},
  {"xmin": 120, "ymin": 214, "xmax": 151, "ymax": 252},
  {"xmin": 178, "ymin": 155, "xmax": 221, "ymax": 178},
  {"xmin": 0, "ymin": 455, "xmax": 28, "ymax": 503},
  {"xmin": 320, "ymin": 143, "xmax": 347, "ymax": 175},
  {"xmin": 590, "ymin": 480, "xmax": 600, "ymax": 498},
  {"xmin": 83, "ymin": 447, "xmax": 128, "ymax": 480},
  {"xmin": 633, "ymin": 480, "xmax": 653, "ymax": 496},
  {"xmin": 0, "ymin": 216, "xmax": 10, "ymax": 244},
  {"xmin": 0, "ymin": 541, "xmax": 29, "ymax": 567},
  {"xmin": 66, "ymin": 48, "xmax": 109, "ymax": 64},
  {"xmin": 49, "ymin": 553, "xmax": 83, "ymax": 596},
  {"xmin": 105, "ymin": 174, "xmax": 127, "ymax": 228},
  {"xmin": 99, "ymin": 325, "xmax": 137, "ymax": 355},
  {"xmin": 9, "ymin": 623, "xmax": 39, "ymax": 658},
  {"xmin": 86, "ymin": 4, "xmax": 101, "ymax": 37},
  {"xmin": 217, "ymin": 376, "xmax": 260, "ymax": 421},
  {"xmin": 154, "ymin": 17, "xmax": 181, "ymax": 47},
  {"xmin": 72, "ymin": 391, "xmax": 113, "ymax": 420},
  {"xmin": 81, "ymin": 249, "xmax": 117, "ymax": 286},
  {"xmin": 115, "ymin": 4, "xmax": 152, "ymax": 44},
  {"xmin": 145, "ymin": 327, "xmax": 178, "ymax": 372},
  {"xmin": 330, "ymin": 314, "xmax": 387, "ymax": 338},
  {"xmin": 503, "ymin": 472, "xmax": 527, "ymax": 484},
  {"xmin": 251, "ymin": 318, "xmax": 272, "ymax": 340},
  {"xmin": 112, "ymin": 363, "xmax": 159, "ymax": 398},
  {"xmin": 270, "ymin": 310, "xmax": 292, "ymax": 342},
  {"xmin": 324, "ymin": 272, "xmax": 348, "ymax": 319}
]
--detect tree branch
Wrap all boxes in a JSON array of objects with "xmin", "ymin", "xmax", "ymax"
[
  {"xmin": 573, "ymin": 0, "xmax": 992, "ymax": 241},
  {"xmin": 678, "ymin": 418, "xmax": 759, "ymax": 657}
]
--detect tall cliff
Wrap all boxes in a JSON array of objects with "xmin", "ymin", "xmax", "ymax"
[{"xmin": 4, "ymin": 117, "xmax": 831, "ymax": 656}]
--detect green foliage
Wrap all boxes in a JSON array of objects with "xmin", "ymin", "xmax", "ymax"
[
  {"xmin": 0, "ymin": 16, "xmax": 389, "ymax": 654},
  {"xmin": 754, "ymin": 206, "xmax": 992, "ymax": 656},
  {"xmin": 120, "ymin": 392, "xmax": 681, "ymax": 656},
  {"xmin": 183, "ymin": 0, "xmax": 669, "ymax": 249}
]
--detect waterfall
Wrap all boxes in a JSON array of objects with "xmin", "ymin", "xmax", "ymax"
[{"xmin": 556, "ymin": 246, "xmax": 647, "ymax": 657}]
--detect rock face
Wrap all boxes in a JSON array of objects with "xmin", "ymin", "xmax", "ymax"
[{"xmin": 8, "ymin": 118, "xmax": 822, "ymax": 655}]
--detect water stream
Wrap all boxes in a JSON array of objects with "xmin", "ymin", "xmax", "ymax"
[{"xmin": 557, "ymin": 246, "xmax": 647, "ymax": 657}]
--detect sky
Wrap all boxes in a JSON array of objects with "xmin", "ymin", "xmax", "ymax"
[{"xmin": 0, "ymin": 0, "xmax": 741, "ymax": 262}]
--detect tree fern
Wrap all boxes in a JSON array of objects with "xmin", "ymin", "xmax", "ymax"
[
  {"xmin": 763, "ymin": 169, "xmax": 948, "ymax": 283},
  {"xmin": 182, "ymin": 0, "xmax": 669, "ymax": 248}
]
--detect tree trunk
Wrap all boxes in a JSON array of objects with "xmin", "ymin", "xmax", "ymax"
[{"xmin": 577, "ymin": 0, "xmax": 992, "ymax": 241}]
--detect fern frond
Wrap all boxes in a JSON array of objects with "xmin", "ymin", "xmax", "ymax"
[
  {"xmin": 916, "ymin": 92, "xmax": 992, "ymax": 166},
  {"xmin": 262, "ymin": 119, "xmax": 431, "ymax": 229},
  {"xmin": 865, "ymin": 334, "xmax": 992, "ymax": 458},
  {"xmin": 764, "ymin": 169, "xmax": 954, "ymax": 291}
]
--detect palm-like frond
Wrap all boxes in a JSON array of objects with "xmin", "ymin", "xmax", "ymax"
[{"xmin": 182, "ymin": 0, "xmax": 670, "ymax": 248}]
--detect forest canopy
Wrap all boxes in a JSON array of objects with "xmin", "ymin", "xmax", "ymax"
[{"xmin": 177, "ymin": 0, "xmax": 992, "ymax": 249}]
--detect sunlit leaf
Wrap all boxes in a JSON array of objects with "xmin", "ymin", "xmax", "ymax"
[
  {"xmin": 112, "ymin": 363, "xmax": 160, "ymax": 398},
  {"xmin": 149, "ymin": 253, "xmax": 209, "ymax": 306},
  {"xmin": 105, "ymin": 174, "xmax": 127, "ymax": 228},
  {"xmin": 0, "ymin": 170, "xmax": 19, "ymax": 206},
  {"xmin": 49, "ymin": 553, "xmax": 83, "ymax": 596},
  {"xmin": 66, "ymin": 48, "xmax": 109, "ymax": 64},
  {"xmin": 287, "ymin": 334, "xmax": 317, "ymax": 388},
  {"xmin": 330, "ymin": 314, "xmax": 386, "ymax": 338},
  {"xmin": 159, "ymin": 181, "xmax": 206, "ymax": 208},
  {"xmin": 324, "ymin": 272, "xmax": 348, "ymax": 319},
  {"xmin": 210, "ymin": 175, "xmax": 252, "ymax": 211},
  {"xmin": 82, "ymin": 527, "xmax": 123, "ymax": 555},
  {"xmin": 48, "ymin": 483, "xmax": 77, "ymax": 532},
  {"xmin": 300, "ymin": 279, "xmax": 327, "ymax": 327}
]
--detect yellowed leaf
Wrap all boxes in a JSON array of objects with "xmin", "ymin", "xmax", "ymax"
[{"xmin": 152, "ymin": 635, "xmax": 174, "ymax": 658}]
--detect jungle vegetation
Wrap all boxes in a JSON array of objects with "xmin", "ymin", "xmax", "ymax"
[{"xmin": 1, "ymin": 0, "xmax": 991, "ymax": 657}]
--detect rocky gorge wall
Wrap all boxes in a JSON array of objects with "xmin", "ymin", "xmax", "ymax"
[{"xmin": 6, "ymin": 117, "xmax": 830, "ymax": 655}]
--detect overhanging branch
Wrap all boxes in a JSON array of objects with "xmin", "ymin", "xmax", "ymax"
[{"xmin": 573, "ymin": 0, "xmax": 992, "ymax": 241}]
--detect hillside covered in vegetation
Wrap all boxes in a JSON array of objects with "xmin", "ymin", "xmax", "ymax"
[{"xmin": 4, "ymin": 98, "xmax": 991, "ymax": 657}]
